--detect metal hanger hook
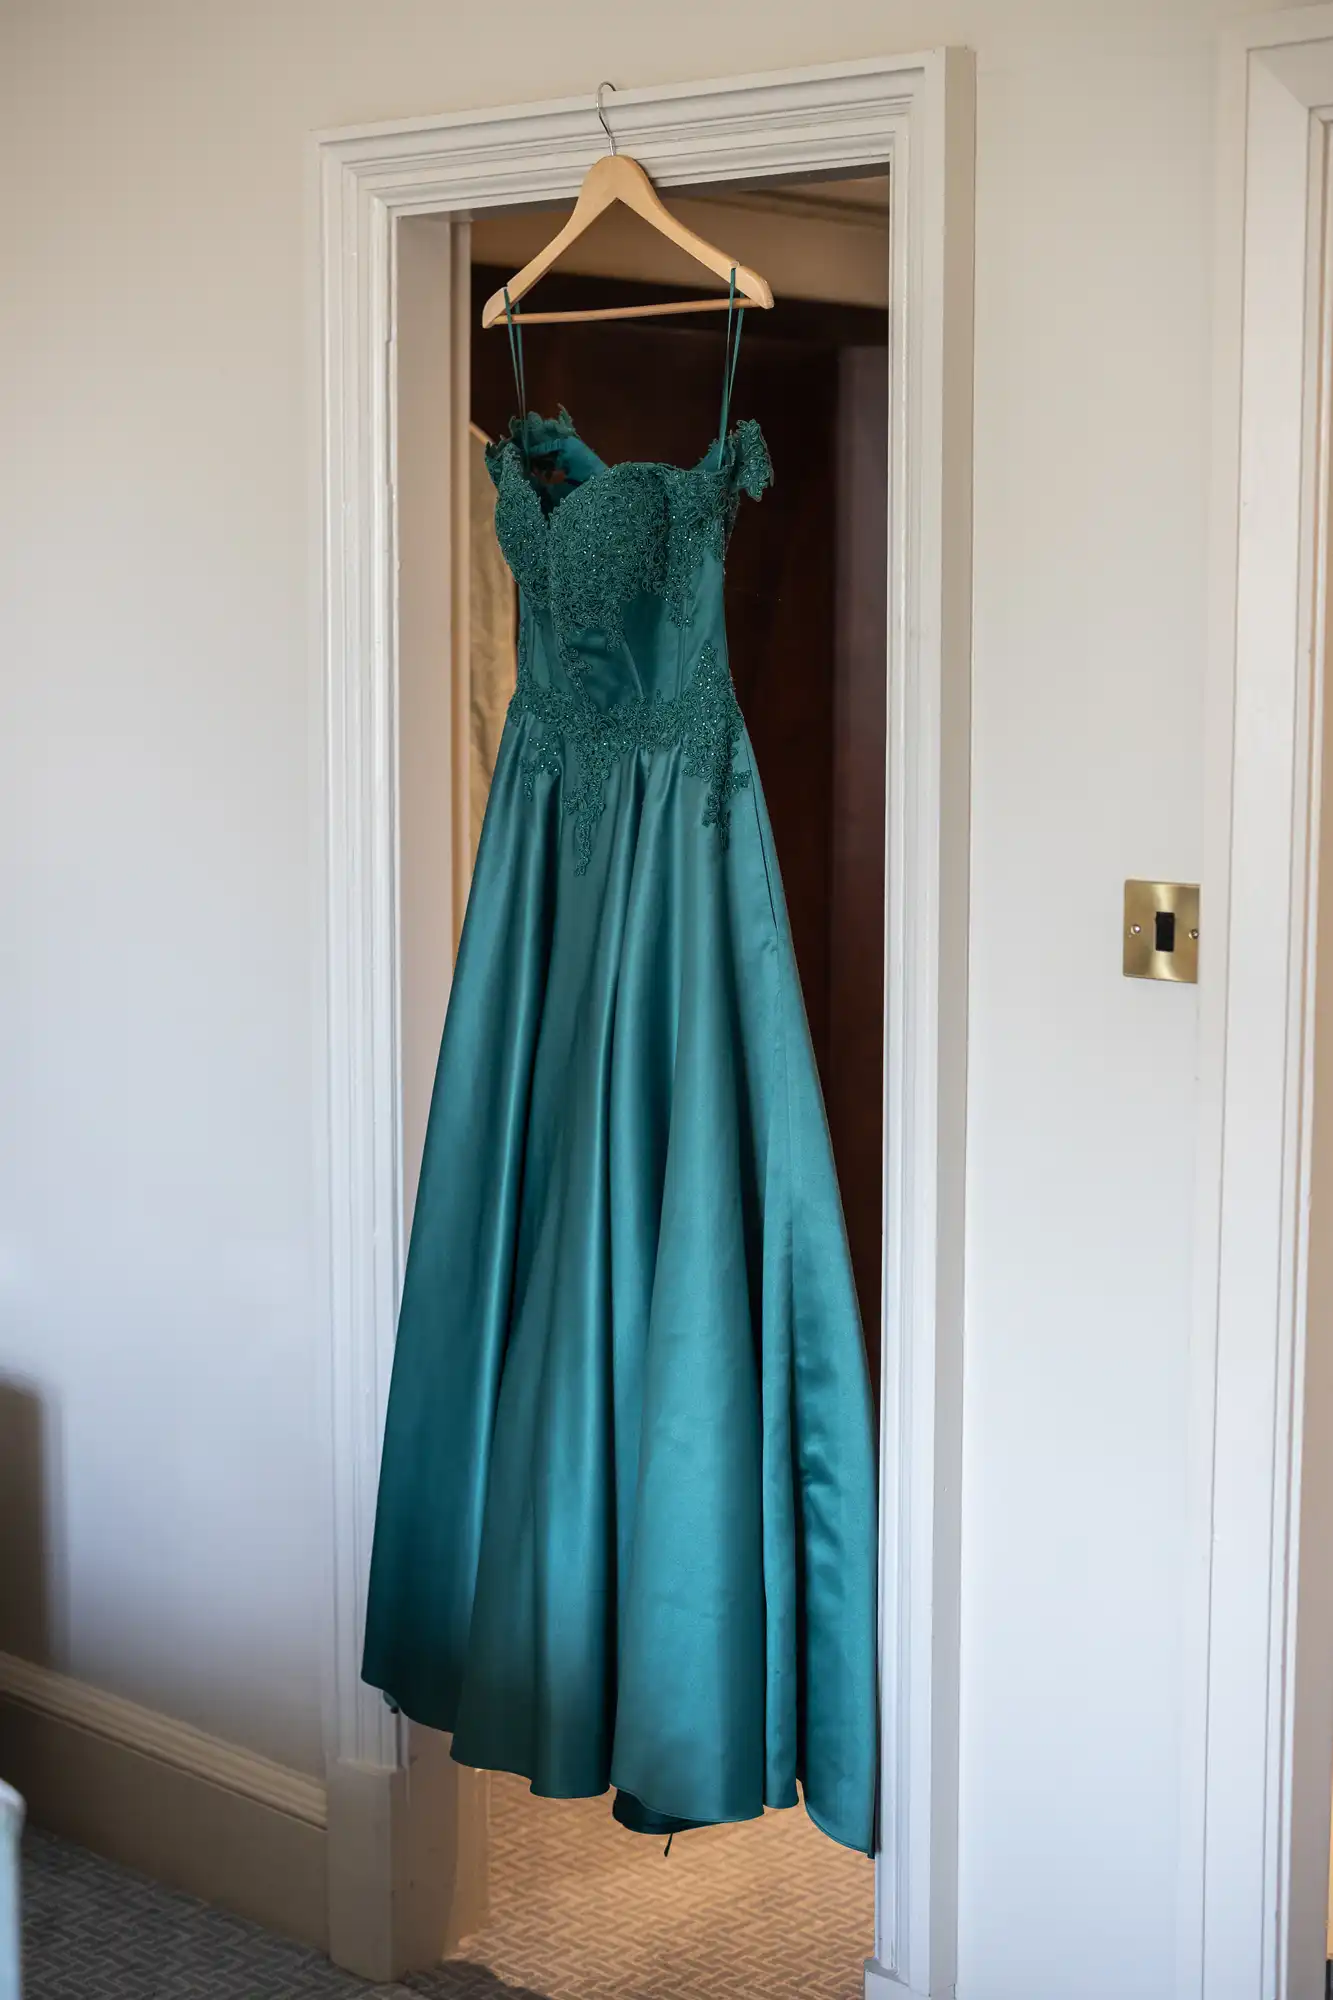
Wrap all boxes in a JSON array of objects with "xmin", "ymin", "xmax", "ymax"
[{"xmin": 595, "ymin": 80, "xmax": 618, "ymax": 157}]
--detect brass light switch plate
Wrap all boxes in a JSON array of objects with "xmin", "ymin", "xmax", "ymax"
[{"xmin": 1124, "ymin": 880, "xmax": 1200, "ymax": 983}]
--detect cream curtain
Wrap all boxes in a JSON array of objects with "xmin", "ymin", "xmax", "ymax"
[{"xmin": 468, "ymin": 421, "xmax": 517, "ymax": 867}]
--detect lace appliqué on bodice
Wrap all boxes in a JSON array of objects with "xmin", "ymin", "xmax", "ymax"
[
  {"xmin": 514, "ymin": 632, "xmax": 750, "ymax": 874},
  {"xmin": 486, "ymin": 410, "xmax": 772, "ymax": 657},
  {"xmin": 490, "ymin": 409, "xmax": 770, "ymax": 872}
]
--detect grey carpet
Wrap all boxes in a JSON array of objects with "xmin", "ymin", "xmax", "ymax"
[
  {"xmin": 21, "ymin": 1831, "xmax": 535, "ymax": 2000},
  {"xmin": 22, "ymin": 1771, "xmax": 871, "ymax": 1998}
]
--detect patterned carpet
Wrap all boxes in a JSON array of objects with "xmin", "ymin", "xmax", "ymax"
[
  {"xmin": 473, "ymin": 1773, "xmax": 871, "ymax": 1998},
  {"xmin": 22, "ymin": 1773, "xmax": 872, "ymax": 1998}
]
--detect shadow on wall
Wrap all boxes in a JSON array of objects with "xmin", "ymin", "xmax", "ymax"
[{"xmin": 0, "ymin": 1379, "xmax": 60, "ymax": 1671}]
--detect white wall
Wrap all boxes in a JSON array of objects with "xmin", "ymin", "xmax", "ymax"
[{"xmin": 0, "ymin": 0, "xmax": 1280, "ymax": 1992}]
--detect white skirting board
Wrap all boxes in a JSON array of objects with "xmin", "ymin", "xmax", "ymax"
[{"xmin": 0, "ymin": 1651, "xmax": 328, "ymax": 1951}]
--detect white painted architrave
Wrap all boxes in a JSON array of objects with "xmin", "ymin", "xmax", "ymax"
[
  {"xmin": 314, "ymin": 53, "xmax": 975, "ymax": 1993},
  {"xmin": 1185, "ymin": 11, "xmax": 1333, "ymax": 1998}
]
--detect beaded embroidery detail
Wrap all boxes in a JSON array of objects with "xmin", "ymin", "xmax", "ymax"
[
  {"xmin": 485, "ymin": 410, "xmax": 772, "ymax": 656},
  {"xmin": 511, "ymin": 637, "xmax": 751, "ymax": 875},
  {"xmin": 490, "ymin": 409, "xmax": 768, "ymax": 871}
]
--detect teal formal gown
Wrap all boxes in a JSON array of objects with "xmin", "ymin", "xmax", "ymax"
[{"xmin": 362, "ymin": 389, "xmax": 878, "ymax": 1857}]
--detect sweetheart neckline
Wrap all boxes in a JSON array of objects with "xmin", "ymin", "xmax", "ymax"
[{"xmin": 490, "ymin": 408, "xmax": 755, "ymax": 502}]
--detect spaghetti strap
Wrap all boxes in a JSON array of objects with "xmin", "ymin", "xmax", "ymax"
[
  {"xmin": 715, "ymin": 266, "xmax": 745, "ymax": 461},
  {"xmin": 502, "ymin": 287, "xmax": 530, "ymax": 468}
]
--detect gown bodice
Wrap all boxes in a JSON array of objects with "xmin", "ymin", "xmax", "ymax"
[
  {"xmin": 485, "ymin": 408, "xmax": 773, "ymax": 874},
  {"xmin": 487, "ymin": 407, "xmax": 773, "ymax": 676}
]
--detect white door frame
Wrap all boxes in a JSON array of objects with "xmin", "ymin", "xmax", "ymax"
[
  {"xmin": 1184, "ymin": 10, "xmax": 1333, "ymax": 1996},
  {"xmin": 313, "ymin": 54, "xmax": 975, "ymax": 1996}
]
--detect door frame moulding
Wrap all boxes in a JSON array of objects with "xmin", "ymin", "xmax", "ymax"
[
  {"xmin": 313, "ymin": 53, "xmax": 975, "ymax": 1995},
  {"xmin": 1184, "ymin": 9, "xmax": 1333, "ymax": 1997}
]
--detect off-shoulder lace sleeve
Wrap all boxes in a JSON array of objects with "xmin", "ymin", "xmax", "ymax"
[{"xmin": 727, "ymin": 417, "xmax": 773, "ymax": 501}]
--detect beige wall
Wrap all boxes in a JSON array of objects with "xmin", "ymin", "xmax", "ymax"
[{"xmin": 0, "ymin": 2, "xmax": 1285, "ymax": 1993}]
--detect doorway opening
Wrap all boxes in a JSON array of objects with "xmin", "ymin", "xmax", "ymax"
[
  {"xmin": 397, "ymin": 172, "xmax": 887, "ymax": 1997},
  {"xmin": 316, "ymin": 55, "xmax": 973, "ymax": 1991}
]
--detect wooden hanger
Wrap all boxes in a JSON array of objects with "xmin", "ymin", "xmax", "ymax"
[{"xmin": 480, "ymin": 82, "xmax": 774, "ymax": 328}]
